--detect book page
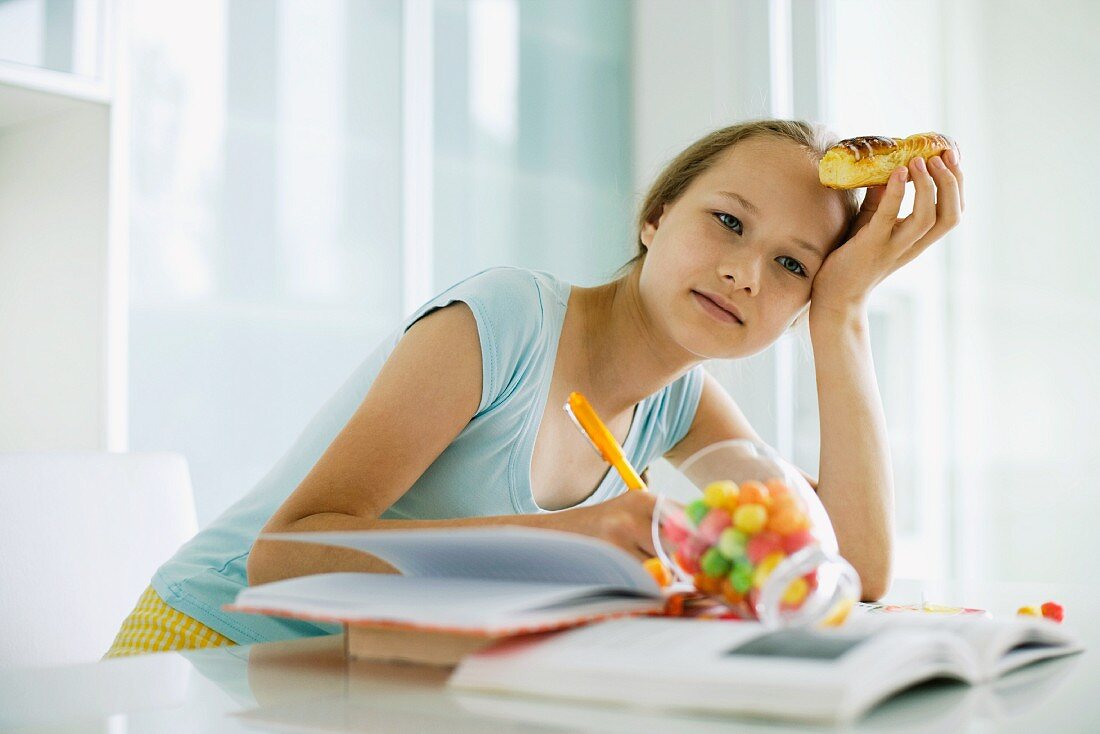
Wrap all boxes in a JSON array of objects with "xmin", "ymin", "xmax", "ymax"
[
  {"xmin": 846, "ymin": 612, "xmax": 1084, "ymax": 677},
  {"xmin": 452, "ymin": 618, "xmax": 930, "ymax": 724},
  {"xmin": 261, "ymin": 527, "xmax": 659, "ymax": 592}
]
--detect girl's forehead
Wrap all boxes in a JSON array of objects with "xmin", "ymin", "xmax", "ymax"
[{"xmin": 701, "ymin": 139, "xmax": 819, "ymax": 188}]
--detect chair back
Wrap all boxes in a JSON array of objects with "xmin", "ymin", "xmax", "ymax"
[{"xmin": 0, "ymin": 451, "xmax": 198, "ymax": 667}]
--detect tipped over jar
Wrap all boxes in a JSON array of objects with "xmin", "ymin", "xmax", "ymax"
[{"xmin": 652, "ymin": 440, "xmax": 861, "ymax": 628}]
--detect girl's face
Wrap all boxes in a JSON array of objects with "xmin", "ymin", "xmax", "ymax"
[{"xmin": 638, "ymin": 138, "xmax": 850, "ymax": 360}]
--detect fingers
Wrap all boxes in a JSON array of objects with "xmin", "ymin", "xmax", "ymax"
[
  {"xmin": 860, "ymin": 183, "xmax": 888, "ymax": 215},
  {"xmin": 926, "ymin": 153, "xmax": 962, "ymax": 231},
  {"xmin": 845, "ymin": 183, "xmax": 888, "ymax": 237},
  {"xmin": 895, "ymin": 156, "xmax": 937, "ymax": 245},
  {"xmin": 944, "ymin": 148, "xmax": 965, "ymax": 211},
  {"xmin": 867, "ymin": 167, "xmax": 908, "ymax": 238},
  {"xmin": 895, "ymin": 153, "xmax": 964, "ymax": 265}
]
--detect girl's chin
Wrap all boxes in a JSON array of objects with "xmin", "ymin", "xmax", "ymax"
[
  {"xmin": 675, "ymin": 327, "xmax": 750, "ymax": 360},
  {"xmin": 676, "ymin": 318, "xmax": 778, "ymax": 360}
]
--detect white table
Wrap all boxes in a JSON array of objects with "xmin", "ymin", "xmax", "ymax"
[{"xmin": 2, "ymin": 579, "xmax": 1095, "ymax": 733}]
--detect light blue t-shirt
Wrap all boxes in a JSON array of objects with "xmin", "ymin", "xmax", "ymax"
[{"xmin": 152, "ymin": 266, "xmax": 705, "ymax": 643}]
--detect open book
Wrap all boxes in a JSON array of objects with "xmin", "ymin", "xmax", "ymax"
[
  {"xmin": 227, "ymin": 527, "xmax": 668, "ymax": 662},
  {"xmin": 449, "ymin": 614, "xmax": 1084, "ymax": 724}
]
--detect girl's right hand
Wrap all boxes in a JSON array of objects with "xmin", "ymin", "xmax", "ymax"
[{"xmin": 549, "ymin": 490, "xmax": 658, "ymax": 562}]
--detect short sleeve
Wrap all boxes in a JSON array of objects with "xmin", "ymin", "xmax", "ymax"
[{"xmin": 403, "ymin": 267, "xmax": 546, "ymax": 417}]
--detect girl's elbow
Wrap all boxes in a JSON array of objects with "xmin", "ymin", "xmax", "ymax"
[
  {"xmin": 857, "ymin": 560, "xmax": 893, "ymax": 602},
  {"xmin": 245, "ymin": 541, "xmax": 268, "ymax": 587}
]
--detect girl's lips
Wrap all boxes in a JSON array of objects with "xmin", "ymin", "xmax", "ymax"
[{"xmin": 692, "ymin": 291, "xmax": 743, "ymax": 325}]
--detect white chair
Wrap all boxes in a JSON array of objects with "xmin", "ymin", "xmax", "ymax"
[{"xmin": 0, "ymin": 451, "xmax": 198, "ymax": 668}]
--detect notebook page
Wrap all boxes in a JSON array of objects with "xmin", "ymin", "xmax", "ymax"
[
  {"xmin": 263, "ymin": 527, "xmax": 659, "ymax": 593},
  {"xmin": 235, "ymin": 573, "xmax": 659, "ymax": 628}
]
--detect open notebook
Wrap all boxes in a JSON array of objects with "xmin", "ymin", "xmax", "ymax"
[
  {"xmin": 227, "ymin": 527, "xmax": 668, "ymax": 638},
  {"xmin": 449, "ymin": 614, "xmax": 1084, "ymax": 724}
]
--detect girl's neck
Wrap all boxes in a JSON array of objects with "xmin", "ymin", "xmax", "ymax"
[{"xmin": 570, "ymin": 266, "xmax": 702, "ymax": 416}]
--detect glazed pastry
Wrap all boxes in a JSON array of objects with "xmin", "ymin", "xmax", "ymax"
[{"xmin": 818, "ymin": 132, "xmax": 958, "ymax": 189}]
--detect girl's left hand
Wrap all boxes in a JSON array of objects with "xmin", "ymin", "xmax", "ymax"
[{"xmin": 810, "ymin": 150, "xmax": 965, "ymax": 317}]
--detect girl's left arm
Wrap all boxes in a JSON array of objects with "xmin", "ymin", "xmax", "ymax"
[
  {"xmin": 808, "ymin": 305, "xmax": 893, "ymax": 600},
  {"xmin": 808, "ymin": 148, "xmax": 964, "ymax": 599}
]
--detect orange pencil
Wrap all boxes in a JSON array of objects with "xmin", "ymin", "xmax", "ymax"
[{"xmin": 562, "ymin": 391, "xmax": 647, "ymax": 491}]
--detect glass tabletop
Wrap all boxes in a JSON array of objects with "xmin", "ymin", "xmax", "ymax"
[{"xmin": 1, "ymin": 579, "xmax": 1094, "ymax": 733}]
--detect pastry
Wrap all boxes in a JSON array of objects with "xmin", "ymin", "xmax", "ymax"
[{"xmin": 818, "ymin": 132, "xmax": 958, "ymax": 189}]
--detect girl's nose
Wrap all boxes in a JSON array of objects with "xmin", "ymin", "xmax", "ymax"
[{"xmin": 721, "ymin": 257, "xmax": 761, "ymax": 296}]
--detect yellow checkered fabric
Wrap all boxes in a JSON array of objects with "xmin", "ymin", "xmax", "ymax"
[{"xmin": 104, "ymin": 585, "xmax": 236, "ymax": 658}]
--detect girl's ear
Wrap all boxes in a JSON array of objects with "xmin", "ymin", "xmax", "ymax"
[{"xmin": 640, "ymin": 204, "xmax": 667, "ymax": 248}]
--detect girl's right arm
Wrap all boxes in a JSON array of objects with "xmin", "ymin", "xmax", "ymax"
[{"xmin": 247, "ymin": 302, "xmax": 656, "ymax": 587}]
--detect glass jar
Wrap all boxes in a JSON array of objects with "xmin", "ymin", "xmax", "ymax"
[{"xmin": 652, "ymin": 439, "xmax": 861, "ymax": 628}]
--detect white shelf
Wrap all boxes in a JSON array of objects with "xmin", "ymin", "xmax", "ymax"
[{"xmin": 0, "ymin": 60, "xmax": 109, "ymax": 105}]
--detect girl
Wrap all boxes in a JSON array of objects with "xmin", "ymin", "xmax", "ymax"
[{"xmin": 106, "ymin": 119, "xmax": 963, "ymax": 656}]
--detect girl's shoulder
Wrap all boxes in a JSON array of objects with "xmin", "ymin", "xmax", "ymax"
[
  {"xmin": 423, "ymin": 265, "xmax": 570, "ymax": 333},
  {"xmin": 448, "ymin": 265, "xmax": 569, "ymax": 308},
  {"xmin": 404, "ymin": 266, "xmax": 571, "ymax": 410}
]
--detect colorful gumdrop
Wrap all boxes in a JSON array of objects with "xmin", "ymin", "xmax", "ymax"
[
  {"xmin": 643, "ymin": 557, "xmax": 671, "ymax": 587},
  {"xmin": 717, "ymin": 527, "xmax": 748, "ymax": 560},
  {"xmin": 697, "ymin": 508, "xmax": 732, "ymax": 544},
  {"xmin": 685, "ymin": 498, "xmax": 710, "ymax": 526},
  {"xmin": 733, "ymin": 503, "xmax": 768, "ymax": 534},
  {"xmin": 738, "ymin": 480, "xmax": 772, "ymax": 508},
  {"xmin": 781, "ymin": 528, "xmax": 815, "ymax": 555},
  {"xmin": 1041, "ymin": 601, "xmax": 1065, "ymax": 623},
  {"xmin": 746, "ymin": 531, "xmax": 783, "ymax": 565}
]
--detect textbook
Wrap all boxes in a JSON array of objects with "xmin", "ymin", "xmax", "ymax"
[
  {"xmin": 227, "ymin": 527, "xmax": 670, "ymax": 664},
  {"xmin": 448, "ymin": 614, "xmax": 1084, "ymax": 724}
]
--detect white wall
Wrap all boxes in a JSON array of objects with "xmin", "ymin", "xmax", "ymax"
[
  {"xmin": 944, "ymin": 0, "xmax": 1100, "ymax": 583},
  {"xmin": 0, "ymin": 101, "xmax": 109, "ymax": 450}
]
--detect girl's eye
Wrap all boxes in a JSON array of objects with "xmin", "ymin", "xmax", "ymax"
[
  {"xmin": 714, "ymin": 212, "xmax": 743, "ymax": 234},
  {"xmin": 777, "ymin": 256, "xmax": 808, "ymax": 278},
  {"xmin": 714, "ymin": 211, "xmax": 809, "ymax": 279}
]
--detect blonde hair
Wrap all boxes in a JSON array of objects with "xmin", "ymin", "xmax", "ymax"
[{"xmin": 618, "ymin": 119, "xmax": 861, "ymax": 333}]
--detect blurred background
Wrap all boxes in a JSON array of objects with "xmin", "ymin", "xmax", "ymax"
[{"xmin": 1, "ymin": 0, "xmax": 1097, "ymax": 588}]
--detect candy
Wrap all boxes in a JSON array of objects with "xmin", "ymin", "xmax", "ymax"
[
  {"xmin": 659, "ymin": 472, "xmax": 840, "ymax": 624},
  {"xmin": 719, "ymin": 577, "xmax": 745, "ymax": 606},
  {"xmin": 717, "ymin": 527, "xmax": 748, "ymax": 560},
  {"xmin": 1016, "ymin": 601, "xmax": 1065, "ymax": 622},
  {"xmin": 674, "ymin": 547, "xmax": 700, "ymax": 575},
  {"xmin": 733, "ymin": 503, "xmax": 768, "ymax": 534},
  {"xmin": 819, "ymin": 597, "xmax": 854, "ymax": 627},
  {"xmin": 729, "ymin": 560, "xmax": 754, "ymax": 594},
  {"xmin": 685, "ymin": 499, "xmax": 710, "ymax": 525},
  {"xmin": 746, "ymin": 531, "xmax": 783, "ymax": 565},
  {"xmin": 782, "ymin": 529, "xmax": 815, "ymax": 555},
  {"xmin": 663, "ymin": 510, "xmax": 692, "ymax": 545},
  {"xmin": 700, "ymin": 547, "xmax": 732, "ymax": 578},
  {"xmin": 782, "ymin": 577, "xmax": 809, "ymax": 606},
  {"xmin": 697, "ymin": 508, "xmax": 733, "ymax": 544},
  {"xmin": 752, "ymin": 551, "xmax": 786, "ymax": 589},
  {"xmin": 772, "ymin": 492, "xmax": 806, "ymax": 517},
  {"xmin": 694, "ymin": 572, "xmax": 721, "ymax": 595},
  {"xmin": 704, "ymin": 480, "xmax": 737, "ymax": 508},
  {"xmin": 767, "ymin": 507, "xmax": 807, "ymax": 535},
  {"xmin": 764, "ymin": 477, "xmax": 791, "ymax": 498},
  {"xmin": 738, "ymin": 481, "xmax": 772, "ymax": 508},
  {"xmin": 643, "ymin": 557, "xmax": 671, "ymax": 587},
  {"xmin": 1041, "ymin": 601, "xmax": 1065, "ymax": 623}
]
